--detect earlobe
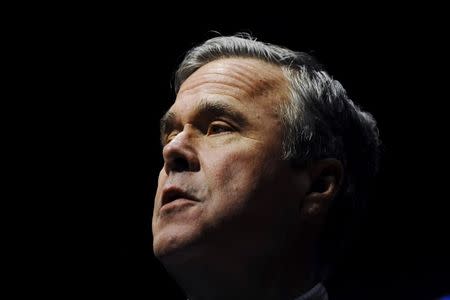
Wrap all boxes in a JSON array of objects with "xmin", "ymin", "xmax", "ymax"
[{"xmin": 300, "ymin": 159, "xmax": 344, "ymax": 224}]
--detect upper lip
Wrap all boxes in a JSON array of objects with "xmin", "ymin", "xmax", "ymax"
[{"xmin": 161, "ymin": 186, "xmax": 198, "ymax": 206}]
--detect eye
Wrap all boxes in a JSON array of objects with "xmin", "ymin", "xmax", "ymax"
[
  {"xmin": 165, "ymin": 131, "xmax": 179, "ymax": 144},
  {"xmin": 207, "ymin": 122, "xmax": 232, "ymax": 135}
]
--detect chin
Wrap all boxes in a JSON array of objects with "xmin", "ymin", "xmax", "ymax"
[
  {"xmin": 153, "ymin": 229, "xmax": 204, "ymax": 266},
  {"xmin": 153, "ymin": 236, "xmax": 181, "ymax": 259}
]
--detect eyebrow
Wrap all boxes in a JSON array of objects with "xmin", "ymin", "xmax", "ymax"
[{"xmin": 160, "ymin": 99, "xmax": 248, "ymax": 144}]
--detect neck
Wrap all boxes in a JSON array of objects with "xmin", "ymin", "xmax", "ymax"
[{"xmin": 162, "ymin": 239, "xmax": 318, "ymax": 300}]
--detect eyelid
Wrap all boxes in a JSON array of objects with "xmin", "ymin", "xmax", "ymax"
[
  {"xmin": 164, "ymin": 130, "xmax": 180, "ymax": 145},
  {"xmin": 207, "ymin": 121, "xmax": 234, "ymax": 134},
  {"xmin": 211, "ymin": 120, "xmax": 230, "ymax": 126},
  {"xmin": 162, "ymin": 119, "xmax": 236, "ymax": 145}
]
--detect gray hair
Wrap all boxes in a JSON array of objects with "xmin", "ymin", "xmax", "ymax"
[{"xmin": 174, "ymin": 34, "xmax": 381, "ymax": 279}]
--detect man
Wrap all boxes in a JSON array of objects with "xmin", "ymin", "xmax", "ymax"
[{"xmin": 152, "ymin": 34, "xmax": 381, "ymax": 300}]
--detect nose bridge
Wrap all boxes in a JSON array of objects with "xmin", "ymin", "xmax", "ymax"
[
  {"xmin": 167, "ymin": 124, "xmax": 196, "ymax": 149},
  {"xmin": 162, "ymin": 124, "xmax": 200, "ymax": 174}
]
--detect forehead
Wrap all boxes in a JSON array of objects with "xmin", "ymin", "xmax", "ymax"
[{"xmin": 176, "ymin": 57, "xmax": 288, "ymax": 106}]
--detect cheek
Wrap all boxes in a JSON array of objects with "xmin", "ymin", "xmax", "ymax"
[
  {"xmin": 209, "ymin": 147, "xmax": 258, "ymax": 186},
  {"xmin": 198, "ymin": 144, "xmax": 295, "ymax": 252},
  {"xmin": 203, "ymin": 144, "xmax": 279, "ymax": 214}
]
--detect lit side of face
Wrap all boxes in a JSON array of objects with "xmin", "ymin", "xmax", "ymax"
[{"xmin": 152, "ymin": 58, "xmax": 309, "ymax": 266}]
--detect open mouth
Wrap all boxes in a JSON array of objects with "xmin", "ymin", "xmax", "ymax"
[{"xmin": 161, "ymin": 187, "xmax": 198, "ymax": 208}]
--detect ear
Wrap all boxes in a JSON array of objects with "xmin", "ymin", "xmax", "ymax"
[{"xmin": 300, "ymin": 158, "xmax": 344, "ymax": 225}]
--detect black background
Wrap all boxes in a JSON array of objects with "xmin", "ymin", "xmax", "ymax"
[{"xmin": 27, "ymin": 8, "xmax": 449, "ymax": 300}]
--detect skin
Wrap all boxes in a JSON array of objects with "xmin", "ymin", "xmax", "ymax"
[{"xmin": 152, "ymin": 57, "xmax": 342, "ymax": 300}]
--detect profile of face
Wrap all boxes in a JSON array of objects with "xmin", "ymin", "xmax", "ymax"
[{"xmin": 152, "ymin": 58, "xmax": 314, "ymax": 267}]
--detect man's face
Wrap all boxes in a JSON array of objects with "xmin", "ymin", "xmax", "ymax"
[{"xmin": 152, "ymin": 58, "xmax": 308, "ymax": 265}]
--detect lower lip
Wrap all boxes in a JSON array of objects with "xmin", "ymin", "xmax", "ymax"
[{"xmin": 160, "ymin": 198, "xmax": 197, "ymax": 213}]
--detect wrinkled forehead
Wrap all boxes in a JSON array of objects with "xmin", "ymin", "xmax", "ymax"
[{"xmin": 177, "ymin": 57, "xmax": 289, "ymax": 100}]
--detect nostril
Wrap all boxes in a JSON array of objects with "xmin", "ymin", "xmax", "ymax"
[{"xmin": 172, "ymin": 157, "xmax": 190, "ymax": 172}]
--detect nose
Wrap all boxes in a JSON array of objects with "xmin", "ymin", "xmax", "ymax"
[{"xmin": 162, "ymin": 126, "xmax": 200, "ymax": 174}]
